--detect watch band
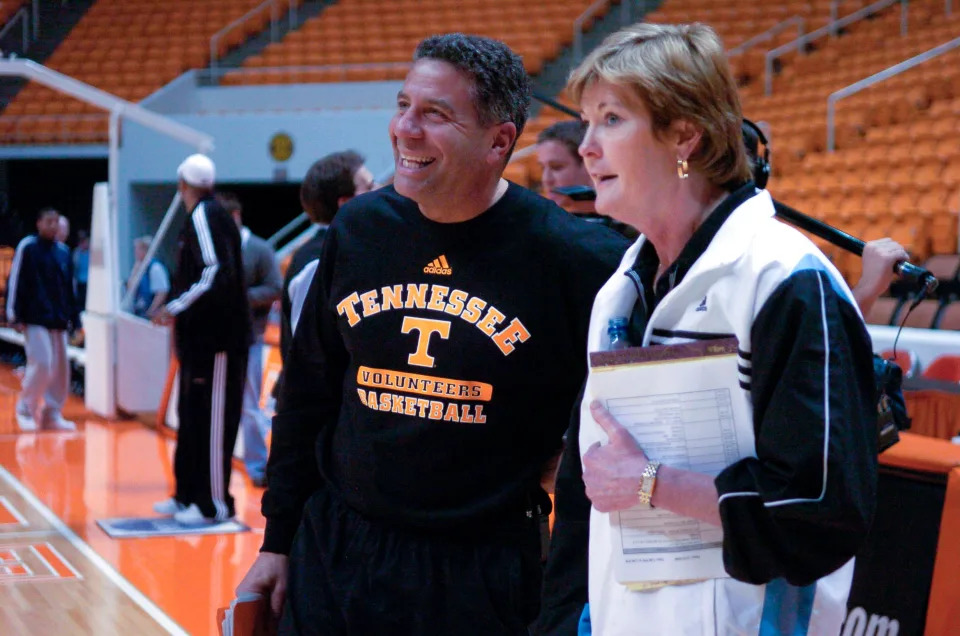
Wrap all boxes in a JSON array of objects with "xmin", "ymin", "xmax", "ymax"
[{"xmin": 637, "ymin": 460, "xmax": 661, "ymax": 508}]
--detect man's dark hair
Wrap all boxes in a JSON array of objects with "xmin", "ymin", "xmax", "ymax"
[
  {"xmin": 537, "ymin": 120, "xmax": 587, "ymax": 163},
  {"xmin": 216, "ymin": 192, "xmax": 242, "ymax": 216},
  {"xmin": 300, "ymin": 150, "xmax": 366, "ymax": 224},
  {"xmin": 37, "ymin": 207, "xmax": 58, "ymax": 222},
  {"xmin": 414, "ymin": 33, "xmax": 531, "ymax": 155}
]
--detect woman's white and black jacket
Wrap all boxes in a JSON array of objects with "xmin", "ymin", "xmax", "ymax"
[{"xmin": 581, "ymin": 185, "xmax": 878, "ymax": 635}]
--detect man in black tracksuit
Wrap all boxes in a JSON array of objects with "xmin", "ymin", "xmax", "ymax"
[{"xmin": 152, "ymin": 154, "xmax": 251, "ymax": 525}]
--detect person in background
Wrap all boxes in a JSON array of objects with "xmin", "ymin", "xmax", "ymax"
[
  {"xmin": 72, "ymin": 230, "xmax": 90, "ymax": 313},
  {"xmin": 281, "ymin": 150, "xmax": 375, "ymax": 363},
  {"xmin": 537, "ymin": 120, "xmax": 638, "ymax": 240},
  {"xmin": 6, "ymin": 207, "xmax": 79, "ymax": 431},
  {"xmin": 151, "ymin": 154, "xmax": 251, "ymax": 525},
  {"xmin": 264, "ymin": 150, "xmax": 375, "ymax": 428},
  {"xmin": 218, "ymin": 191, "xmax": 283, "ymax": 489},
  {"xmin": 56, "ymin": 215, "xmax": 70, "ymax": 244},
  {"xmin": 129, "ymin": 235, "xmax": 170, "ymax": 319}
]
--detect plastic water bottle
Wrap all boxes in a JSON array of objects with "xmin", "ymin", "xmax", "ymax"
[{"xmin": 607, "ymin": 317, "xmax": 631, "ymax": 350}]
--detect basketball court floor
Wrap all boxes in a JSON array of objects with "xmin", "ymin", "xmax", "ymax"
[{"xmin": 0, "ymin": 365, "xmax": 264, "ymax": 635}]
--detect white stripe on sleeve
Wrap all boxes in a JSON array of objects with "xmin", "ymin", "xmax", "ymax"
[
  {"xmin": 765, "ymin": 272, "xmax": 831, "ymax": 508},
  {"xmin": 6, "ymin": 236, "xmax": 35, "ymax": 323},
  {"xmin": 288, "ymin": 258, "xmax": 319, "ymax": 337},
  {"xmin": 166, "ymin": 203, "xmax": 220, "ymax": 315}
]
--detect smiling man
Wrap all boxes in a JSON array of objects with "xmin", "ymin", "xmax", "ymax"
[{"xmin": 236, "ymin": 34, "xmax": 627, "ymax": 635}]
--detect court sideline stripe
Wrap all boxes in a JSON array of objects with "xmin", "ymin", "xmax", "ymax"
[
  {"xmin": 0, "ymin": 495, "xmax": 29, "ymax": 525},
  {"xmin": 0, "ymin": 465, "xmax": 189, "ymax": 636}
]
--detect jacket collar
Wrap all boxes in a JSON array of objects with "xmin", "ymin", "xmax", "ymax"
[{"xmin": 628, "ymin": 182, "xmax": 764, "ymax": 306}]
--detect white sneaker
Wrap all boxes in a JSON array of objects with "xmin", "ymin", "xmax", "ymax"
[
  {"xmin": 152, "ymin": 497, "xmax": 185, "ymax": 515},
  {"xmin": 15, "ymin": 411, "xmax": 37, "ymax": 431},
  {"xmin": 43, "ymin": 416, "xmax": 76, "ymax": 432},
  {"xmin": 173, "ymin": 503, "xmax": 217, "ymax": 526}
]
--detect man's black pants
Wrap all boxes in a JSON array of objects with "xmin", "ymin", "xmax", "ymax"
[
  {"xmin": 280, "ymin": 487, "xmax": 543, "ymax": 635},
  {"xmin": 174, "ymin": 347, "xmax": 246, "ymax": 520}
]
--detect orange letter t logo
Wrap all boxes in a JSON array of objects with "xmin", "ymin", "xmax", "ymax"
[{"xmin": 400, "ymin": 316, "xmax": 451, "ymax": 367}]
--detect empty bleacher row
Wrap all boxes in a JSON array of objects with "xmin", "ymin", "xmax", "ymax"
[
  {"xmin": 738, "ymin": 3, "xmax": 960, "ymax": 283},
  {"xmin": 0, "ymin": 0, "xmax": 603, "ymax": 142},
  {"xmin": 0, "ymin": 0, "xmax": 286, "ymax": 143},
  {"xmin": 221, "ymin": 0, "xmax": 602, "ymax": 85}
]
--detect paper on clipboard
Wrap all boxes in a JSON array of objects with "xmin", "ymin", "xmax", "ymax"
[{"xmin": 588, "ymin": 337, "xmax": 751, "ymax": 586}]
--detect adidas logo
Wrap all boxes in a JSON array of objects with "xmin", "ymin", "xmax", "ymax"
[
  {"xmin": 423, "ymin": 254, "xmax": 452, "ymax": 275},
  {"xmin": 695, "ymin": 296, "xmax": 708, "ymax": 312}
]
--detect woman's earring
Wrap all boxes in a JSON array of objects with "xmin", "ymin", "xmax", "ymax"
[{"xmin": 677, "ymin": 158, "xmax": 689, "ymax": 180}]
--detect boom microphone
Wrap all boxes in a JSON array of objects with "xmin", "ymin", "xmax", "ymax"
[{"xmin": 772, "ymin": 200, "xmax": 938, "ymax": 295}]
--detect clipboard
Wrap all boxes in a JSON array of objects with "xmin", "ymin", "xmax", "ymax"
[
  {"xmin": 217, "ymin": 593, "xmax": 274, "ymax": 636},
  {"xmin": 587, "ymin": 337, "xmax": 752, "ymax": 585}
]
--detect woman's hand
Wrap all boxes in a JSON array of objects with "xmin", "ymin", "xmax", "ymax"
[{"xmin": 582, "ymin": 401, "xmax": 650, "ymax": 512}]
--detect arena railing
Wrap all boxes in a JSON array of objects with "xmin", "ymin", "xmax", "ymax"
[
  {"xmin": 0, "ymin": 6, "xmax": 31, "ymax": 54},
  {"xmin": 826, "ymin": 34, "xmax": 960, "ymax": 151},
  {"xmin": 727, "ymin": 16, "xmax": 806, "ymax": 58},
  {"xmin": 830, "ymin": 0, "xmax": 872, "ymax": 36},
  {"xmin": 573, "ymin": 0, "xmax": 655, "ymax": 65},
  {"xmin": 200, "ymin": 61, "xmax": 412, "ymax": 86},
  {"xmin": 764, "ymin": 0, "xmax": 909, "ymax": 95},
  {"xmin": 209, "ymin": 0, "xmax": 298, "ymax": 76},
  {"xmin": 267, "ymin": 211, "xmax": 310, "ymax": 250}
]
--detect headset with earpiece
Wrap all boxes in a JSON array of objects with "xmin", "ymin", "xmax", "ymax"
[{"xmin": 741, "ymin": 118, "xmax": 771, "ymax": 190}]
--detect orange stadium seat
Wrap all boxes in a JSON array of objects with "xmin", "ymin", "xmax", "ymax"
[
  {"xmin": 899, "ymin": 300, "xmax": 944, "ymax": 329},
  {"xmin": 923, "ymin": 355, "xmax": 960, "ymax": 382},
  {"xmin": 879, "ymin": 348, "xmax": 920, "ymax": 378},
  {"xmin": 865, "ymin": 297, "xmax": 903, "ymax": 327},
  {"xmin": 937, "ymin": 302, "xmax": 960, "ymax": 331}
]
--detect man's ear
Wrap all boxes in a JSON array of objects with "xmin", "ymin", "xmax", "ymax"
[
  {"xmin": 670, "ymin": 119, "xmax": 703, "ymax": 162},
  {"xmin": 337, "ymin": 194, "xmax": 353, "ymax": 208},
  {"xmin": 489, "ymin": 121, "xmax": 518, "ymax": 163}
]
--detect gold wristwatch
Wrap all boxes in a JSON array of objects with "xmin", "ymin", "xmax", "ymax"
[{"xmin": 637, "ymin": 460, "xmax": 661, "ymax": 508}]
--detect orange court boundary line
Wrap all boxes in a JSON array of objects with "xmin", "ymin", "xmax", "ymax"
[{"xmin": 30, "ymin": 542, "xmax": 82, "ymax": 579}]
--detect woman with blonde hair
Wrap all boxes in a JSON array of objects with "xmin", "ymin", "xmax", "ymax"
[{"xmin": 565, "ymin": 23, "xmax": 877, "ymax": 634}]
